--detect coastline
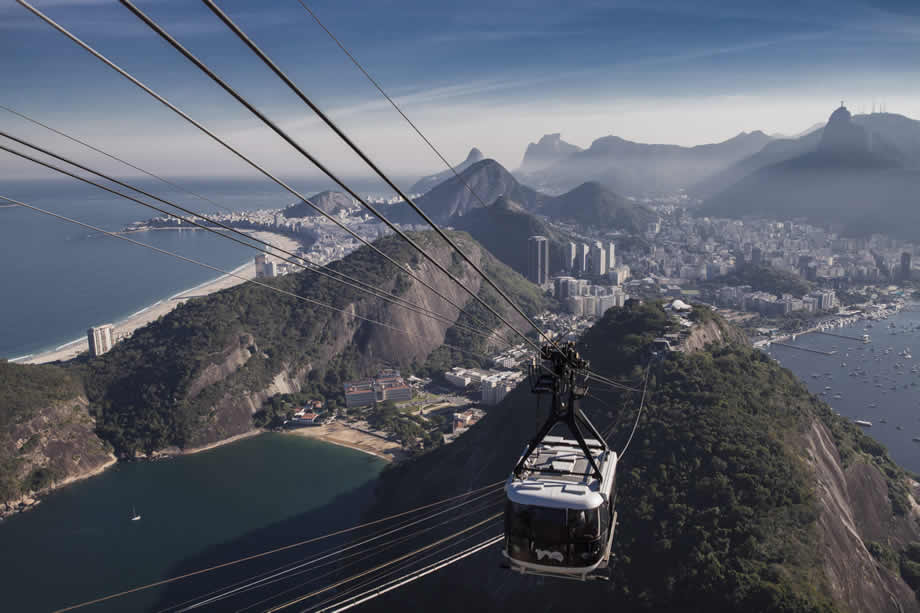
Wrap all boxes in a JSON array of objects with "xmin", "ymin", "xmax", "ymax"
[
  {"xmin": 152, "ymin": 429, "xmax": 264, "ymax": 458},
  {"xmin": 17, "ymin": 230, "xmax": 302, "ymax": 365},
  {"xmin": 1, "ymin": 454, "xmax": 118, "ymax": 521},
  {"xmin": 286, "ymin": 422, "xmax": 407, "ymax": 463}
]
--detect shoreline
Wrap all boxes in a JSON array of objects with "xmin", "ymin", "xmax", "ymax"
[
  {"xmin": 15, "ymin": 230, "xmax": 302, "ymax": 365},
  {"xmin": 286, "ymin": 422, "xmax": 407, "ymax": 463},
  {"xmin": 152, "ymin": 429, "xmax": 264, "ymax": 458},
  {"xmin": 1, "ymin": 455, "xmax": 118, "ymax": 521}
]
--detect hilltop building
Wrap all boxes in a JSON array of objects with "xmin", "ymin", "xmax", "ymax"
[{"xmin": 87, "ymin": 324, "xmax": 115, "ymax": 357}]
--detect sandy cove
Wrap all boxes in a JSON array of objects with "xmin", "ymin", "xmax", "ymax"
[
  {"xmin": 22, "ymin": 230, "xmax": 301, "ymax": 365},
  {"xmin": 287, "ymin": 422, "xmax": 408, "ymax": 463}
]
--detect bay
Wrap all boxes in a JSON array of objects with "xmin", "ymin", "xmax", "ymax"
[
  {"xmin": 768, "ymin": 308, "xmax": 920, "ymax": 474},
  {"xmin": 0, "ymin": 433, "xmax": 385, "ymax": 612}
]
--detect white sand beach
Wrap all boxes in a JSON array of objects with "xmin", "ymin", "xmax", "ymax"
[{"xmin": 22, "ymin": 230, "xmax": 302, "ymax": 365}]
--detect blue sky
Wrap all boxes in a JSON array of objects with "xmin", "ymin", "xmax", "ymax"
[{"xmin": 1, "ymin": 0, "xmax": 919, "ymax": 182}]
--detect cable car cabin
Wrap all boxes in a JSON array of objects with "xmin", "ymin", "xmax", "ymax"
[{"xmin": 504, "ymin": 434, "xmax": 617, "ymax": 581}]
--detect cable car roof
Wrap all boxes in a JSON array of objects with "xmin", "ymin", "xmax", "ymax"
[{"xmin": 507, "ymin": 435, "xmax": 617, "ymax": 510}]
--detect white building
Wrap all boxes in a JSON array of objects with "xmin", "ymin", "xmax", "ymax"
[
  {"xmin": 590, "ymin": 242, "xmax": 607, "ymax": 276},
  {"xmin": 87, "ymin": 324, "xmax": 115, "ymax": 357}
]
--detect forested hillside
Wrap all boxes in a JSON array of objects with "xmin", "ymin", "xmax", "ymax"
[
  {"xmin": 0, "ymin": 361, "xmax": 112, "ymax": 509},
  {"xmin": 61, "ymin": 231, "xmax": 546, "ymax": 456},
  {"xmin": 363, "ymin": 302, "xmax": 920, "ymax": 612}
]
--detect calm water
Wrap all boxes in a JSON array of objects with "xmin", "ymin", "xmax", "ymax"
[
  {"xmin": 769, "ymin": 308, "xmax": 920, "ymax": 474},
  {"xmin": 0, "ymin": 433, "xmax": 385, "ymax": 612},
  {"xmin": 0, "ymin": 176, "xmax": 406, "ymax": 359}
]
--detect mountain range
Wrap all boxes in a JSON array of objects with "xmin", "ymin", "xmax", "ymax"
[
  {"xmin": 394, "ymin": 157, "xmax": 655, "ymax": 237},
  {"xmin": 698, "ymin": 107, "xmax": 920, "ymax": 238},
  {"xmin": 517, "ymin": 130, "xmax": 774, "ymax": 195}
]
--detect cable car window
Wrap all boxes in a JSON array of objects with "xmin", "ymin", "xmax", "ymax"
[
  {"xmin": 567, "ymin": 508, "xmax": 599, "ymax": 541},
  {"xmin": 529, "ymin": 506, "xmax": 567, "ymax": 544}
]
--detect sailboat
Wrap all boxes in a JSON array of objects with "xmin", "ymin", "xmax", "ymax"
[{"xmin": 131, "ymin": 506, "xmax": 141, "ymax": 521}]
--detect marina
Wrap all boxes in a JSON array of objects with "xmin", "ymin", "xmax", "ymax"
[{"xmin": 768, "ymin": 306, "xmax": 920, "ymax": 474}]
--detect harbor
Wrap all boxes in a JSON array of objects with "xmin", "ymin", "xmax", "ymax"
[{"xmin": 767, "ymin": 305, "xmax": 920, "ymax": 474}]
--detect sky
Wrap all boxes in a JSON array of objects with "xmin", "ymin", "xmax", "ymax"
[{"xmin": 1, "ymin": 0, "xmax": 920, "ymax": 184}]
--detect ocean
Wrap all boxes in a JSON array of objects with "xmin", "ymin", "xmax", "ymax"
[
  {"xmin": 768, "ymin": 307, "xmax": 920, "ymax": 474},
  {"xmin": 0, "ymin": 176, "xmax": 405, "ymax": 359},
  {"xmin": 0, "ymin": 433, "xmax": 385, "ymax": 612}
]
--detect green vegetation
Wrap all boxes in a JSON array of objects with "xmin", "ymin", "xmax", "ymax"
[
  {"xmin": 370, "ymin": 302, "xmax": 858, "ymax": 611},
  {"xmin": 712, "ymin": 264, "xmax": 814, "ymax": 297},
  {"xmin": 0, "ymin": 361, "xmax": 83, "ymax": 426},
  {"xmin": 0, "ymin": 361, "xmax": 84, "ymax": 502},
  {"xmin": 902, "ymin": 543, "xmax": 920, "ymax": 598},
  {"xmin": 578, "ymin": 305, "xmax": 834, "ymax": 611}
]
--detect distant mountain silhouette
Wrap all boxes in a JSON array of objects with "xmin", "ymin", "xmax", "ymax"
[
  {"xmin": 699, "ymin": 106, "xmax": 920, "ymax": 239},
  {"xmin": 521, "ymin": 131, "xmax": 773, "ymax": 195},
  {"xmin": 283, "ymin": 191, "xmax": 359, "ymax": 218},
  {"xmin": 390, "ymin": 159, "xmax": 542, "ymax": 225},
  {"xmin": 518, "ymin": 133, "xmax": 582, "ymax": 173},
  {"xmin": 452, "ymin": 197, "xmax": 567, "ymax": 277},
  {"xmin": 692, "ymin": 111, "xmax": 920, "ymax": 198},
  {"xmin": 541, "ymin": 181, "xmax": 656, "ymax": 232},
  {"xmin": 410, "ymin": 148, "xmax": 484, "ymax": 195}
]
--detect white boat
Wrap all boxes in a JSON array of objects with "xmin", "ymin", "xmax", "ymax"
[
  {"xmin": 131, "ymin": 506, "xmax": 141, "ymax": 522},
  {"xmin": 854, "ymin": 420, "xmax": 873, "ymax": 427}
]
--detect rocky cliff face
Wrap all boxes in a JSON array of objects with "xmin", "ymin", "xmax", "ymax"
[
  {"xmin": 519, "ymin": 133, "xmax": 582, "ymax": 173},
  {"xmin": 805, "ymin": 419, "xmax": 920, "ymax": 612},
  {"xmin": 1, "ymin": 392, "xmax": 114, "ymax": 517}
]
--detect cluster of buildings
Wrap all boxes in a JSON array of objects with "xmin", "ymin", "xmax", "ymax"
[
  {"xmin": 715, "ymin": 286, "xmax": 838, "ymax": 316},
  {"xmin": 343, "ymin": 369, "xmax": 413, "ymax": 409},
  {"xmin": 527, "ymin": 236, "xmax": 631, "ymax": 286},
  {"xmin": 626, "ymin": 211, "xmax": 919, "ymax": 288},
  {"xmin": 444, "ymin": 367, "xmax": 526, "ymax": 406},
  {"xmin": 552, "ymin": 276, "xmax": 629, "ymax": 317}
]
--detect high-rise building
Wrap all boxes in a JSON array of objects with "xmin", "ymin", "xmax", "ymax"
[
  {"xmin": 590, "ymin": 242, "xmax": 607, "ymax": 276},
  {"xmin": 565, "ymin": 242, "xmax": 577, "ymax": 271},
  {"xmin": 255, "ymin": 254, "xmax": 277, "ymax": 279},
  {"xmin": 527, "ymin": 235, "xmax": 549, "ymax": 285},
  {"xmin": 87, "ymin": 324, "xmax": 114, "ymax": 357},
  {"xmin": 554, "ymin": 276, "xmax": 576, "ymax": 299},
  {"xmin": 576, "ymin": 243, "xmax": 590, "ymax": 273},
  {"xmin": 751, "ymin": 246, "xmax": 763, "ymax": 267},
  {"xmin": 902, "ymin": 252, "xmax": 912, "ymax": 280},
  {"xmin": 607, "ymin": 241, "xmax": 616, "ymax": 269}
]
